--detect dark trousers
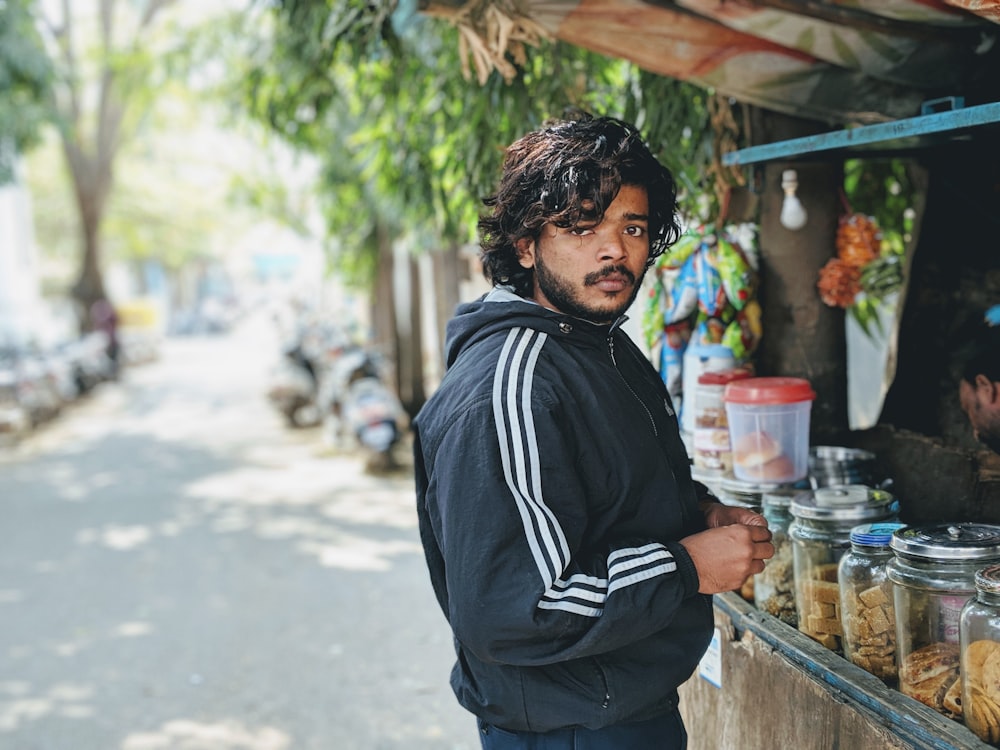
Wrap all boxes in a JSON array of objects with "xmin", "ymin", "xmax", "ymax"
[{"xmin": 477, "ymin": 710, "xmax": 687, "ymax": 750}]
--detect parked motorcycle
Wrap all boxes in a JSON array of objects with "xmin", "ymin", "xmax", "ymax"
[
  {"xmin": 0, "ymin": 366, "xmax": 29, "ymax": 443},
  {"xmin": 266, "ymin": 342, "xmax": 322, "ymax": 428},
  {"xmin": 319, "ymin": 346, "xmax": 405, "ymax": 473}
]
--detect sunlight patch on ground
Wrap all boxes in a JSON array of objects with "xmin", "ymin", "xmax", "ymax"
[
  {"xmin": 76, "ymin": 525, "xmax": 153, "ymax": 550},
  {"xmin": 111, "ymin": 621, "xmax": 153, "ymax": 638},
  {"xmin": 121, "ymin": 719, "xmax": 291, "ymax": 750},
  {"xmin": 299, "ymin": 536, "xmax": 421, "ymax": 571},
  {"xmin": 0, "ymin": 682, "xmax": 94, "ymax": 730},
  {"xmin": 183, "ymin": 457, "xmax": 365, "ymax": 508}
]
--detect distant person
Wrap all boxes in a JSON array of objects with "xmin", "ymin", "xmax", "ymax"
[
  {"xmin": 959, "ymin": 306, "xmax": 1000, "ymax": 454},
  {"xmin": 90, "ymin": 298, "xmax": 120, "ymax": 379},
  {"xmin": 412, "ymin": 113, "xmax": 772, "ymax": 749}
]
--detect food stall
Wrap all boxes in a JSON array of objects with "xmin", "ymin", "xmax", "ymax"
[{"xmin": 669, "ymin": 98, "xmax": 1000, "ymax": 749}]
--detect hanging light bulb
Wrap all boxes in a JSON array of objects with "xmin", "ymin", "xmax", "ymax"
[{"xmin": 780, "ymin": 169, "xmax": 808, "ymax": 231}]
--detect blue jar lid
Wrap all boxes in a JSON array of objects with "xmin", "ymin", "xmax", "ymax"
[
  {"xmin": 686, "ymin": 343, "xmax": 734, "ymax": 360},
  {"xmin": 850, "ymin": 522, "xmax": 907, "ymax": 546}
]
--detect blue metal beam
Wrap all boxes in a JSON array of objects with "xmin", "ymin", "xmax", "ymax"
[{"xmin": 721, "ymin": 101, "xmax": 1000, "ymax": 166}]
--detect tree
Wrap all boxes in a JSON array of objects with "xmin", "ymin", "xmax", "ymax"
[
  {"xmin": 240, "ymin": 0, "xmax": 731, "ymax": 412},
  {"xmin": 33, "ymin": 0, "xmax": 180, "ymax": 329},
  {"xmin": 0, "ymin": 0, "xmax": 53, "ymax": 183}
]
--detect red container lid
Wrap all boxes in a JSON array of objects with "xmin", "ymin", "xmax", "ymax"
[
  {"xmin": 697, "ymin": 368, "xmax": 754, "ymax": 386},
  {"xmin": 724, "ymin": 376, "xmax": 816, "ymax": 404}
]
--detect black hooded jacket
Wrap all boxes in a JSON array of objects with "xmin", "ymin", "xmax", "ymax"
[{"xmin": 413, "ymin": 286, "xmax": 714, "ymax": 732}]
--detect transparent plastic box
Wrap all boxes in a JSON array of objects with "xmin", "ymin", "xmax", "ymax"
[{"xmin": 723, "ymin": 377, "xmax": 816, "ymax": 484}]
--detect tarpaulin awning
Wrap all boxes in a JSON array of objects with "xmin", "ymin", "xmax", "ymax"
[{"xmin": 424, "ymin": 0, "xmax": 1000, "ymax": 126}]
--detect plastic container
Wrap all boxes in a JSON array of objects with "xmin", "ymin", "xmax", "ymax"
[
  {"xmin": 960, "ymin": 564, "xmax": 1000, "ymax": 744},
  {"xmin": 680, "ymin": 343, "xmax": 735, "ymax": 436},
  {"xmin": 888, "ymin": 523, "xmax": 1000, "ymax": 719},
  {"xmin": 754, "ymin": 488, "xmax": 800, "ymax": 627},
  {"xmin": 790, "ymin": 486, "xmax": 899, "ymax": 652},
  {"xmin": 724, "ymin": 377, "xmax": 816, "ymax": 484},
  {"xmin": 839, "ymin": 522, "xmax": 907, "ymax": 685},
  {"xmin": 692, "ymin": 368, "xmax": 752, "ymax": 474}
]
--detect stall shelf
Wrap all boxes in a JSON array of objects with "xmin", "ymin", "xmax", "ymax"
[
  {"xmin": 721, "ymin": 99, "xmax": 1000, "ymax": 166},
  {"xmin": 679, "ymin": 592, "xmax": 991, "ymax": 749}
]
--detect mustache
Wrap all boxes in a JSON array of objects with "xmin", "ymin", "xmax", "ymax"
[{"xmin": 584, "ymin": 265, "xmax": 636, "ymax": 286}]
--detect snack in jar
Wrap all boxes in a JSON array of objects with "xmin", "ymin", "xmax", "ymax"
[
  {"xmin": 790, "ymin": 485, "xmax": 899, "ymax": 653},
  {"xmin": 961, "ymin": 564, "xmax": 1000, "ymax": 745},
  {"xmin": 888, "ymin": 523, "xmax": 1000, "ymax": 721},
  {"xmin": 754, "ymin": 488, "xmax": 799, "ymax": 627},
  {"xmin": 838, "ymin": 522, "xmax": 906, "ymax": 685}
]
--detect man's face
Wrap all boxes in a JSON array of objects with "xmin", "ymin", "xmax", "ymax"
[
  {"xmin": 960, "ymin": 376, "xmax": 1000, "ymax": 453},
  {"xmin": 516, "ymin": 184, "xmax": 650, "ymax": 325}
]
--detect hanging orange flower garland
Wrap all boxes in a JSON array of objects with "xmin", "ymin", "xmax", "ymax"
[
  {"xmin": 817, "ymin": 212, "xmax": 904, "ymax": 334},
  {"xmin": 817, "ymin": 213, "xmax": 879, "ymax": 307}
]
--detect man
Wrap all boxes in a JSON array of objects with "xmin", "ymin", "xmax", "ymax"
[
  {"xmin": 413, "ymin": 114, "xmax": 773, "ymax": 749},
  {"xmin": 959, "ymin": 310, "xmax": 1000, "ymax": 454}
]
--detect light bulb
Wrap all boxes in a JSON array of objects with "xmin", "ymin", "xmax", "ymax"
[{"xmin": 780, "ymin": 169, "xmax": 808, "ymax": 231}]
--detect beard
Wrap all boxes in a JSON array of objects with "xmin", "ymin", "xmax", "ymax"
[
  {"xmin": 979, "ymin": 418, "xmax": 1000, "ymax": 454},
  {"xmin": 533, "ymin": 257, "xmax": 645, "ymax": 325}
]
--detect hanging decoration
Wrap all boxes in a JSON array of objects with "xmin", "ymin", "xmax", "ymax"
[
  {"xmin": 642, "ymin": 223, "xmax": 762, "ymax": 403},
  {"xmin": 817, "ymin": 212, "xmax": 905, "ymax": 335}
]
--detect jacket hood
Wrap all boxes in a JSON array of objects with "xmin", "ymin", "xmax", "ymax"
[{"xmin": 444, "ymin": 286, "xmax": 621, "ymax": 368}]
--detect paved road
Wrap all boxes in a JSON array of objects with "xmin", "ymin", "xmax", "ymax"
[{"xmin": 0, "ymin": 315, "xmax": 475, "ymax": 750}]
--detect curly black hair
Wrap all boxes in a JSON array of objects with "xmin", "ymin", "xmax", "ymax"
[
  {"xmin": 961, "ymin": 317, "xmax": 1000, "ymax": 385},
  {"xmin": 477, "ymin": 113, "xmax": 682, "ymax": 297}
]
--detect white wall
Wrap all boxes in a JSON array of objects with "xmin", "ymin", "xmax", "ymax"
[{"xmin": 0, "ymin": 155, "xmax": 44, "ymax": 345}]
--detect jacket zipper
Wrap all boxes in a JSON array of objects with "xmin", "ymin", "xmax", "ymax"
[
  {"xmin": 607, "ymin": 334, "xmax": 658, "ymax": 438},
  {"xmin": 593, "ymin": 658, "xmax": 611, "ymax": 709},
  {"xmin": 608, "ymin": 329, "xmax": 693, "ymax": 526}
]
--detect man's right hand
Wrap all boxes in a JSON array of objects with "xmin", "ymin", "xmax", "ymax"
[{"xmin": 680, "ymin": 524, "xmax": 774, "ymax": 595}]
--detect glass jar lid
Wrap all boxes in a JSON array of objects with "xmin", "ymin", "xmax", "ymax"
[
  {"xmin": 976, "ymin": 563, "xmax": 1000, "ymax": 595},
  {"xmin": 762, "ymin": 488, "xmax": 801, "ymax": 510},
  {"xmin": 890, "ymin": 523, "xmax": 1000, "ymax": 560},
  {"xmin": 850, "ymin": 522, "xmax": 907, "ymax": 547},
  {"xmin": 790, "ymin": 485, "xmax": 898, "ymax": 522}
]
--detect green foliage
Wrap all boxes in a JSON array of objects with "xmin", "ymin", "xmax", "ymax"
[
  {"xmin": 841, "ymin": 158, "xmax": 915, "ymax": 337},
  {"xmin": 0, "ymin": 0, "xmax": 53, "ymax": 180},
  {"xmin": 241, "ymin": 2, "xmax": 725, "ymax": 290},
  {"xmin": 843, "ymin": 158, "xmax": 914, "ymax": 249}
]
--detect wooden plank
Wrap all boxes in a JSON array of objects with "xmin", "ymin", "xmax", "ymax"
[{"xmin": 680, "ymin": 592, "xmax": 992, "ymax": 749}]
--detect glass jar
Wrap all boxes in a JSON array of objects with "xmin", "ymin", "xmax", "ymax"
[
  {"xmin": 755, "ymin": 488, "xmax": 799, "ymax": 627},
  {"xmin": 790, "ymin": 486, "xmax": 899, "ymax": 653},
  {"xmin": 888, "ymin": 523, "xmax": 1000, "ymax": 720},
  {"xmin": 712, "ymin": 476, "xmax": 783, "ymax": 602},
  {"xmin": 961, "ymin": 564, "xmax": 1000, "ymax": 745},
  {"xmin": 839, "ymin": 522, "xmax": 906, "ymax": 685}
]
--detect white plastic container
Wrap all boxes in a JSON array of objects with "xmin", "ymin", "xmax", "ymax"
[
  {"xmin": 692, "ymin": 368, "xmax": 752, "ymax": 474},
  {"xmin": 680, "ymin": 343, "xmax": 735, "ymax": 436},
  {"xmin": 723, "ymin": 377, "xmax": 816, "ymax": 484}
]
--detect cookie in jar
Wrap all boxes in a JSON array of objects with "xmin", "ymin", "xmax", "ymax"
[
  {"xmin": 839, "ymin": 522, "xmax": 906, "ymax": 685},
  {"xmin": 961, "ymin": 564, "xmax": 1000, "ymax": 744}
]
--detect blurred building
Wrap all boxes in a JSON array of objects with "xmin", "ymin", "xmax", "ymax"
[{"xmin": 0, "ymin": 152, "xmax": 44, "ymax": 346}]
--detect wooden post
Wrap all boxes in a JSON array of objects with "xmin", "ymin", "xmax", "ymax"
[{"xmin": 751, "ymin": 108, "xmax": 849, "ymax": 443}]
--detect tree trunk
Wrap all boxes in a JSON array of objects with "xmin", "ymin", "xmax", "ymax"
[
  {"xmin": 396, "ymin": 251, "xmax": 426, "ymax": 418},
  {"xmin": 371, "ymin": 221, "xmax": 398, "ymax": 393},
  {"xmin": 751, "ymin": 108, "xmax": 849, "ymax": 443},
  {"xmin": 431, "ymin": 242, "xmax": 461, "ymax": 379},
  {"xmin": 69, "ymin": 167, "xmax": 110, "ymax": 333}
]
